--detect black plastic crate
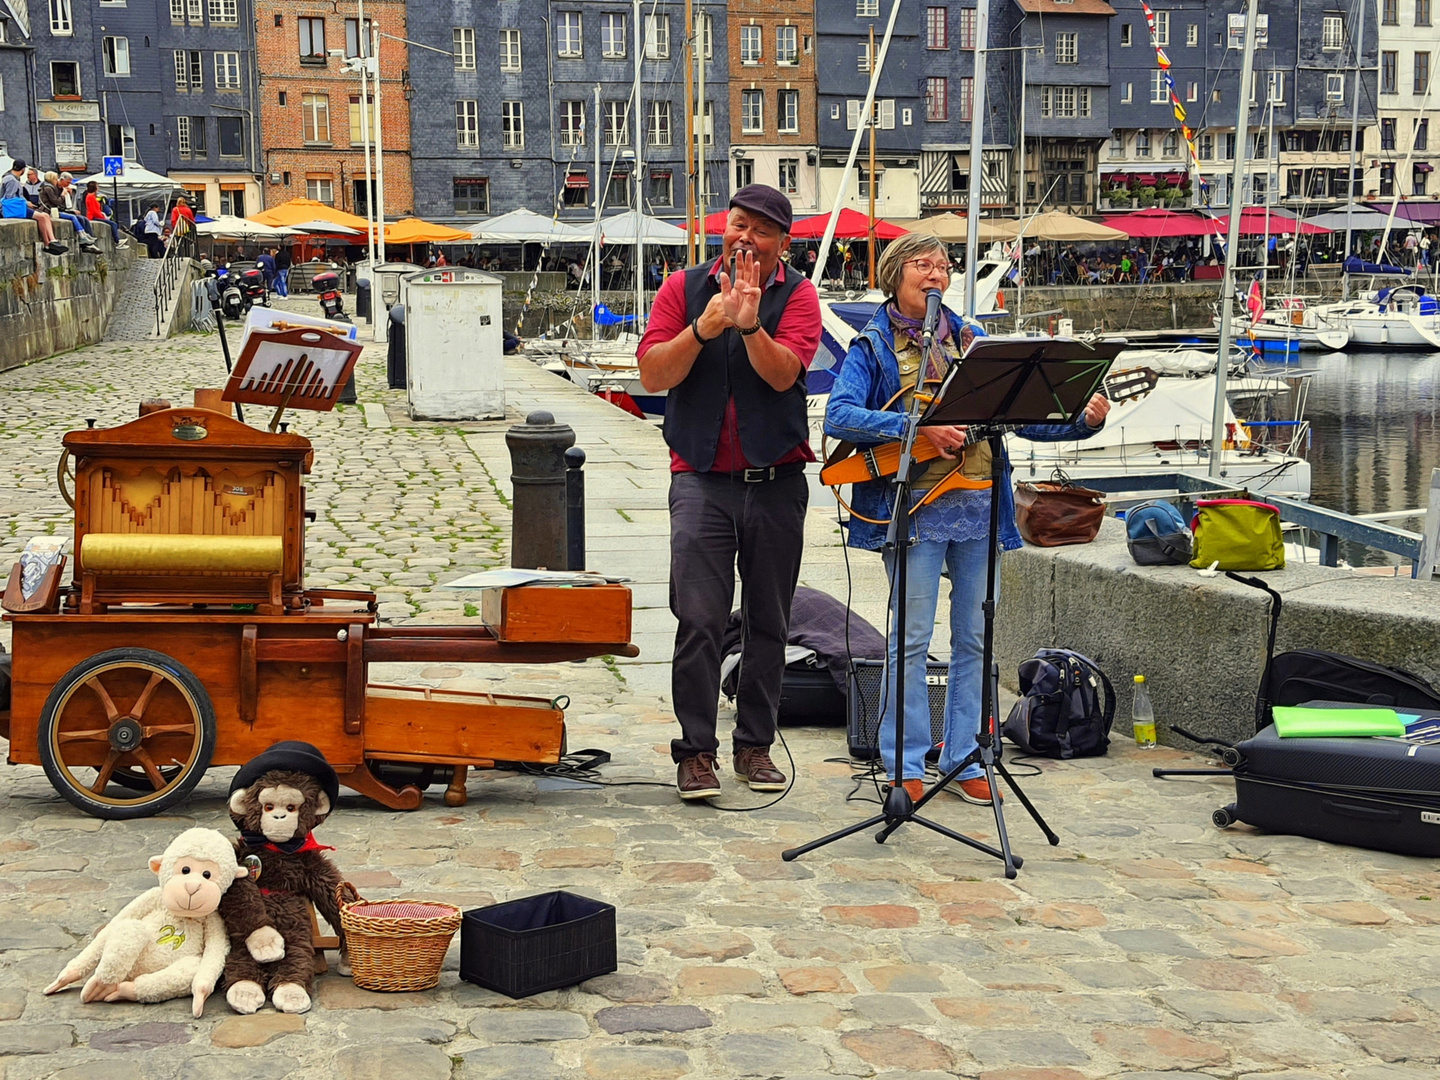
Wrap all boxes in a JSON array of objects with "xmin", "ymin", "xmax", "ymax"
[{"xmin": 460, "ymin": 891, "xmax": 616, "ymax": 999}]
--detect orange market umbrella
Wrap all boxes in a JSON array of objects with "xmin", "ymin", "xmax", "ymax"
[
  {"xmin": 382, "ymin": 217, "xmax": 474, "ymax": 244},
  {"xmin": 787, "ymin": 208, "xmax": 910, "ymax": 240},
  {"xmin": 248, "ymin": 197, "xmax": 371, "ymax": 231}
]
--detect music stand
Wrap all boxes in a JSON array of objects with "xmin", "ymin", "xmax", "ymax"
[{"xmin": 783, "ymin": 337, "xmax": 1125, "ymax": 877}]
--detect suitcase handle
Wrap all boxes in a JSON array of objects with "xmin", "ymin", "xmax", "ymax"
[{"xmin": 1321, "ymin": 799, "xmax": 1402, "ymax": 823}]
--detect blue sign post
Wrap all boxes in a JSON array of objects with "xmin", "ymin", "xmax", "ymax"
[
  {"xmin": 102, "ymin": 156, "xmax": 125, "ymax": 177},
  {"xmin": 102, "ymin": 157, "xmax": 125, "ymax": 227}
]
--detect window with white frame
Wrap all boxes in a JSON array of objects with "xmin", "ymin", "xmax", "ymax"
[
  {"xmin": 1153, "ymin": 10, "xmax": 1169, "ymax": 46},
  {"xmin": 1417, "ymin": 51, "xmax": 1431, "ymax": 95},
  {"xmin": 502, "ymin": 100, "xmax": 524, "ymax": 148},
  {"xmin": 214, "ymin": 51, "xmax": 239, "ymax": 89},
  {"xmin": 55, "ymin": 126, "xmax": 85, "ymax": 165},
  {"xmin": 454, "ymin": 178, "xmax": 488, "ymax": 215},
  {"xmin": 606, "ymin": 171, "xmax": 630, "ymax": 208},
  {"xmin": 645, "ymin": 15, "xmax": 669, "ymax": 58},
  {"xmin": 1120, "ymin": 23, "xmax": 1132, "ymax": 47},
  {"xmin": 735, "ymin": 158, "xmax": 754, "ymax": 190},
  {"xmin": 306, "ymin": 177, "xmax": 333, "ymax": 205},
  {"xmin": 926, "ymin": 77, "xmax": 948, "ymax": 121},
  {"xmin": 302, "ymin": 94, "xmax": 330, "ymax": 143},
  {"xmin": 187, "ymin": 0, "xmax": 202, "ymax": 21},
  {"xmin": 742, "ymin": 90, "xmax": 764, "ymax": 134},
  {"xmin": 601, "ymin": 14, "xmax": 626, "ymax": 58},
  {"xmin": 927, "ymin": 7, "xmax": 948, "ymax": 49},
  {"xmin": 959, "ymin": 7, "xmax": 976, "ymax": 49},
  {"xmin": 209, "ymin": 0, "xmax": 237, "ymax": 24},
  {"xmin": 777, "ymin": 25, "xmax": 798, "ymax": 64},
  {"xmin": 299, "ymin": 17, "xmax": 326, "ymax": 62},
  {"xmin": 858, "ymin": 167, "xmax": 882, "ymax": 199},
  {"xmin": 1198, "ymin": 133, "xmax": 1213, "ymax": 159},
  {"xmin": 1322, "ymin": 15, "xmax": 1344, "ymax": 50},
  {"xmin": 1042, "ymin": 86, "xmax": 1078, "ymax": 118},
  {"xmin": 177, "ymin": 115, "xmax": 192, "ymax": 156},
  {"xmin": 778, "ymin": 158, "xmax": 798, "ymax": 194},
  {"xmin": 1326, "ymin": 72, "xmax": 1345, "ymax": 101},
  {"xmin": 699, "ymin": 14, "xmax": 713, "ymax": 59},
  {"xmin": 558, "ymin": 13, "xmax": 582, "ymax": 57},
  {"xmin": 50, "ymin": 0, "xmax": 72, "ymax": 35},
  {"xmin": 349, "ymin": 92, "xmax": 379, "ymax": 146},
  {"xmin": 1121, "ymin": 81, "xmax": 1133, "ymax": 103},
  {"xmin": 1135, "ymin": 130, "xmax": 1151, "ymax": 157},
  {"xmin": 779, "ymin": 89, "xmax": 799, "ymax": 133},
  {"xmin": 1109, "ymin": 132, "xmax": 1124, "ymax": 157},
  {"xmin": 1269, "ymin": 70, "xmax": 1286, "ymax": 103},
  {"xmin": 1080, "ymin": 87, "xmax": 1092, "ymax": 116},
  {"xmin": 1151, "ymin": 69, "xmax": 1167, "ymax": 103},
  {"xmin": 456, "ymin": 100, "xmax": 478, "ymax": 148},
  {"xmin": 959, "ymin": 76, "xmax": 974, "ymax": 121},
  {"xmin": 604, "ymin": 100, "xmax": 628, "ymax": 146},
  {"xmin": 741, "ymin": 25, "xmax": 761, "ymax": 64},
  {"xmin": 171, "ymin": 0, "xmax": 184, "ymax": 22},
  {"xmin": 1187, "ymin": 81, "xmax": 1198, "ymax": 101},
  {"xmin": 858, "ymin": 41, "xmax": 872, "ymax": 72},
  {"xmin": 648, "ymin": 100, "xmax": 671, "ymax": 146},
  {"xmin": 700, "ymin": 100, "xmax": 713, "ymax": 143},
  {"xmin": 450, "ymin": 28, "xmax": 474, "ymax": 70},
  {"xmin": 345, "ymin": 18, "xmax": 371, "ymax": 57},
  {"xmin": 1186, "ymin": 22, "xmax": 1198, "ymax": 46},
  {"xmin": 857, "ymin": 0, "xmax": 880, "ymax": 16},
  {"xmin": 1055, "ymin": 32, "xmax": 1077, "ymax": 64},
  {"xmin": 1162, "ymin": 132, "xmax": 1179, "ymax": 157},
  {"xmin": 560, "ymin": 101, "xmax": 585, "ymax": 145},
  {"xmin": 103, "ymin": 37, "xmax": 130, "ymax": 77},
  {"xmin": 500, "ymin": 28, "xmax": 521, "ymax": 71},
  {"xmin": 847, "ymin": 100, "xmax": 860, "ymax": 129},
  {"xmin": 879, "ymin": 99, "xmax": 895, "ymax": 129},
  {"xmin": 647, "ymin": 169, "xmax": 673, "ymax": 206}
]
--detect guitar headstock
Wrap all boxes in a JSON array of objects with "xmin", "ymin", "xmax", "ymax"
[{"xmin": 1103, "ymin": 366, "xmax": 1160, "ymax": 404}]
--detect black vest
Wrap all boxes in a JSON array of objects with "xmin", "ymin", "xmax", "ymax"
[{"xmin": 663, "ymin": 262, "xmax": 810, "ymax": 472}]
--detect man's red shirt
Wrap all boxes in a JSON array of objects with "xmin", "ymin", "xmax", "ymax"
[{"xmin": 637, "ymin": 258, "xmax": 821, "ymax": 473}]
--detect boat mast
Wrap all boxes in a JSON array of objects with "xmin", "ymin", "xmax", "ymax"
[
  {"xmin": 1210, "ymin": 0, "xmax": 1260, "ymax": 480},
  {"xmin": 809, "ymin": 0, "xmax": 904, "ymax": 289},
  {"xmin": 868, "ymin": 26, "xmax": 878, "ymax": 290},
  {"xmin": 1261, "ymin": 91, "xmax": 1274, "ymax": 296},
  {"xmin": 1015, "ymin": 40, "xmax": 1027, "ymax": 324},
  {"xmin": 1342, "ymin": 0, "xmax": 1365, "ymax": 298},
  {"xmin": 684, "ymin": 0, "xmax": 695, "ymax": 263},
  {"xmin": 633, "ymin": 0, "xmax": 645, "ymax": 332},
  {"xmin": 593, "ymin": 86, "xmax": 602, "ymax": 341},
  {"xmin": 961, "ymin": 0, "xmax": 991, "ymax": 320}
]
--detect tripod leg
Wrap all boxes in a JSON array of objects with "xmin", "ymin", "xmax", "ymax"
[
  {"xmin": 782, "ymin": 813, "xmax": 888, "ymax": 862},
  {"xmin": 992, "ymin": 759, "xmax": 1060, "ymax": 846},
  {"xmin": 907, "ymin": 812, "xmax": 1019, "ymax": 866},
  {"xmin": 1154, "ymin": 768, "xmax": 1234, "ymax": 779}
]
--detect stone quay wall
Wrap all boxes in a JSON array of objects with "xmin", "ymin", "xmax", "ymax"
[
  {"xmin": 0, "ymin": 220, "xmax": 135, "ymax": 375},
  {"xmin": 997, "ymin": 517, "xmax": 1440, "ymax": 747}
]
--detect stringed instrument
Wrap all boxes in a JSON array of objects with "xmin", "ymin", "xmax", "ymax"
[{"xmin": 821, "ymin": 366, "xmax": 1159, "ymax": 518}]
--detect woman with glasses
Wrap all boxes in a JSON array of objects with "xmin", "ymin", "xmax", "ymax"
[{"xmin": 825, "ymin": 233, "xmax": 1109, "ymax": 805}]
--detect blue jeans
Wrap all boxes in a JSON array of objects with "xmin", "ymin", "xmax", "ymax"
[
  {"xmin": 879, "ymin": 537, "xmax": 997, "ymax": 783},
  {"xmin": 275, "ymin": 269, "xmax": 289, "ymax": 297},
  {"xmin": 59, "ymin": 212, "xmax": 92, "ymax": 238}
]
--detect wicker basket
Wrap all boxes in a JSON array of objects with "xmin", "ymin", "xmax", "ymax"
[{"xmin": 336, "ymin": 883, "xmax": 462, "ymax": 992}]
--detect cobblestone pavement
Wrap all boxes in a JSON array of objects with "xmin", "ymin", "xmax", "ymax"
[{"xmin": 0, "ymin": 315, "xmax": 1437, "ymax": 1079}]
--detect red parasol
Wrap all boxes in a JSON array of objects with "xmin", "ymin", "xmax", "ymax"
[
  {"xmin": 786, "ymin": 208, "xmax": 910, "ymax": 240},
  {"xmin": 1101, "ymin": 207, "xmax": 1215, "ymax": 238},
  {"xmin": 1206, "ymin": 207, "xmax": 1332, "ymax": 235}
]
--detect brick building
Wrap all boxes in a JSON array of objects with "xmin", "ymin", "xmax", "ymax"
[
  {"xmin": 254, "ymin": 0, "xmax": 412, "ymax": 217},
  {"xmin": 728, "ymin": 0, "xmax": 819, "ymax": 216}
]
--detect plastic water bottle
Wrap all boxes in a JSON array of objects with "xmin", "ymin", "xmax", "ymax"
[{"xmin": 1132, "ymin": 675, "xmax": 1157, "ymax": 749}]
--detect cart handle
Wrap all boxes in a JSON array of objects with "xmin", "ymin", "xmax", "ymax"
[{"xmin": 56, "ymin": 450, "xmax": 75, "ymax": 509}]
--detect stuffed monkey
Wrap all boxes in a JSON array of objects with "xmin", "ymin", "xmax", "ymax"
[
  {"xmin": 221, "ymin": 740, "xmax": 345, "ymax": 1015},
  {"xmin": 44, "ymin": 828, "xmax": 267, "ymax": 1017}
]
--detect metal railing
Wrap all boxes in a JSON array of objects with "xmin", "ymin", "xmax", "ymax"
[
  {"xmin": 1090, "ymin": 470, "xmax": 1440, "ymax": 579},
  {"xmin": 153, "ymin": 223, "xmax": 197, "ymax": 338}
]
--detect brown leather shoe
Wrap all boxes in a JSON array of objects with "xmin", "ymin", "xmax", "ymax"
[
  {"xmin": 677, "ymin": 754, "xmax": 721, "ymax": 800},
  {"xmin": 733, "ymin": 746, "xmax": 787, "ymax": 791}
]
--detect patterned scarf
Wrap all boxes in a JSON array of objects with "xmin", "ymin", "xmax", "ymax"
[{"xmin": 888, "ymin": 302, "xmax": 952, "ymax": 381}]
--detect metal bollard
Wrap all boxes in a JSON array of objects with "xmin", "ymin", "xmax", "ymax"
[
  {"xmin": 505, "ymin": 410, "xmax": 575, "ymax": 569},
  {"xmin": 565, "ymin": 447, "xmax": 586, "ymax": 571}
]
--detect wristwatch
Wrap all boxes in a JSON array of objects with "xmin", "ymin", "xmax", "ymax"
[
  {"xmin": 691, "ymin": 317, "xmax": 715, "ymax": 346},
  {"xmin": 738, "ymin": 319, "xmax": 763, "ymax": 337}
]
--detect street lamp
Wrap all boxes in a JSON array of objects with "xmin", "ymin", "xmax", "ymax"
[{"xmin": 331, "ymin": 38, "xmax": 383, "ymax": 342}]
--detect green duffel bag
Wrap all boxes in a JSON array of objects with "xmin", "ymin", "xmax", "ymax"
[{"xmin": 1188, "ymin": 498, "xmax": 1285, "ymax": 571}]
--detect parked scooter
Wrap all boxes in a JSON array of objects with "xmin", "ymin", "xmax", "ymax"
[
  {"xmin": 312, "ymin": 270, "xmax": 348, "ymax": 323},
  {"xmin": 237, "ymin": 267, "xmax": 269, "ymax": 310}
]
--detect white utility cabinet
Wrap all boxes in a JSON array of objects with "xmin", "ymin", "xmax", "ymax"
[{"xmin": 402, "ymin": 267, "xmax": 505, "ymax": 420}]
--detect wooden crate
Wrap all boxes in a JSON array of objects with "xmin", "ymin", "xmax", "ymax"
[{"xmin": 480, "ymin": 584, "xmax": 631, "ymax": 645}]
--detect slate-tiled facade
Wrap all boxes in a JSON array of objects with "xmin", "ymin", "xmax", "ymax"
[{"xmin": 407, "ymin": 1, "xmax": 729, "ymax": 225}]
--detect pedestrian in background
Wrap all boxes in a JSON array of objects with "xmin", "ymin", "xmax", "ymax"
[{"xmin": 82, "ymin": 181, "xmax": 124, "ymax": 245}]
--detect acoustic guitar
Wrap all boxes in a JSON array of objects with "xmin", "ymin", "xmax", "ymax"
[{"xmin": 821, "ymin": 366, "xmax": 1159, "ymax": 517}]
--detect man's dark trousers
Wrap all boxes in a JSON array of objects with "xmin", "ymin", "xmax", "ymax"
[{"xmin": 669, "ymin": 469, "xmax": 808, "ymax": 763}]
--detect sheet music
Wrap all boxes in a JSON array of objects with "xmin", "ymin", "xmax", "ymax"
[{"xmin": 234, "ymin": 340, "xmax": 355, "ymax": 404}]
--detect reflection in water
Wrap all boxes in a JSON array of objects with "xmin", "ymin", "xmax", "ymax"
[{"xmin": 1305, "ymin": 351, "xmax": 1440, "ymax": 566}]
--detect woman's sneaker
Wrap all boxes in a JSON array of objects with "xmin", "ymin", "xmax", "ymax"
[{"xmin": 953, "ymin": 776, "xmax": 1002, "ymax": 805}]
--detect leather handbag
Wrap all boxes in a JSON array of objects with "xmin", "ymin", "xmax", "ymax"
[{"xmin": 1014, "ymin": 477, "xmax": 1107, "ymax": 547}]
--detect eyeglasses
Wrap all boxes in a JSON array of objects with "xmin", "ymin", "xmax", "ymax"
[{"xmin": 905, "ymin": 258, "xmax": 953, "ymax": 276}]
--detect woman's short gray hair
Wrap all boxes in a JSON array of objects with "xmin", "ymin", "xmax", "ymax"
[
  {"xmin": 43, "ymin": 170, "xmax": 59, "ymax": 184},
  {"xmin": 875, "ymin": 233, "xmax": 949, "ymax": 296}
]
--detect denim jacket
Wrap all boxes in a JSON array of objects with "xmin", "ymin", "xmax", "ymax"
[{"xmin": 824, "ymin": 304, "xmax": 1101, "ymax": 550}]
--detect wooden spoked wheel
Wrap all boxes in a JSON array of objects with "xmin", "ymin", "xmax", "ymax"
[{"xmin": 38, "ymin": 648, "xmax": 217, "ymax": 819}]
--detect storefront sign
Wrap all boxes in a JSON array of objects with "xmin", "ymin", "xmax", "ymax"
[{"xmin": 38, "ymin": 100, "xmax": 101, "ymax": 122}]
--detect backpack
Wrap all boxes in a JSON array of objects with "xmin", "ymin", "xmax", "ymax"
[
  {"xmin": 1002, "ymin": 648, "xmax": 1115, "ymax": 759},
  {"xmin": 1125, "ymin": 499, "xmax": 1192, "ymax": 566}
]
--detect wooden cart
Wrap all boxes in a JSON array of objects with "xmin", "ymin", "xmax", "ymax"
[{"xmin": 1, "ymin": 402, "xmax": 636, "ymax": 820}]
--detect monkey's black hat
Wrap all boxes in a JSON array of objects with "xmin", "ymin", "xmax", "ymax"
[{"xmin": 231, "ymin": 740, "xmax": 339, "ymax": 808}]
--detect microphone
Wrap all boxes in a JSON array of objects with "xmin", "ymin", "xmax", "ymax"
[{"xmin": 921, "ymin": 288, "xmax": 943, "ymax": 342}]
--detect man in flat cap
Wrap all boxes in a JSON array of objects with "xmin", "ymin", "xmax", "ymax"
[{"xmin": 637, "ymin": 183, "xmax": 820, "ymax": 802}]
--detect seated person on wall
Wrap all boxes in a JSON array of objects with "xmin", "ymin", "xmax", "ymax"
[{"xmin": 1, "ymin": 160, "xmax": 69, "ymax": 255}]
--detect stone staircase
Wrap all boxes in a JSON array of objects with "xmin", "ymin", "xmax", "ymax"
[{"xmin": 102, "ymin": 258, "xmax": 163, "ymax": 342}]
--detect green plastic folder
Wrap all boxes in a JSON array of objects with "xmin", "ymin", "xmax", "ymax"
[{"xmin": 1272, "ymin": 706, "xmax": 1406, "ymax": 738}]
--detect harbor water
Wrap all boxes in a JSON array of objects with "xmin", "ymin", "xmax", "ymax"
[{"xmin": 1304, "ymin": 350, "xmax": 1440, "ymax": 568}]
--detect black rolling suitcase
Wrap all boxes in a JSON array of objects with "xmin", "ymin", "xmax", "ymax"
[{"xmin": 1211, "ymin": 575, "xmax": 1440, "ymax": 856}]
